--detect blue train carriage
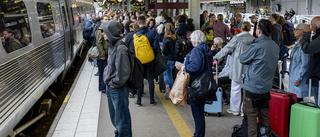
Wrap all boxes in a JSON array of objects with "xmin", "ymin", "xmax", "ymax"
[{"xmin": 0, "ymin": 0, "xmax": 94, "ymax": 136}]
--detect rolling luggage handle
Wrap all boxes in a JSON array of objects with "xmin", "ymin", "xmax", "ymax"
[{"xmin": 309, "ymin": 76, "xmax": 320, "ymax": 105}]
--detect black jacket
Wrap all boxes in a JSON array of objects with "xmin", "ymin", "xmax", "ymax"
[
  {"xmin": 300, "ymin": 28, "xmax": 320, "ymax": 85},
  {"xmin": 271, "ymin": 23, "xmax": 282, "ymax": 46}
]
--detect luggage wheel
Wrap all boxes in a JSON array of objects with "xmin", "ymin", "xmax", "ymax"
[{"xmin": 217, "ymin": 112, "xmax": 222, "ymax": 117}]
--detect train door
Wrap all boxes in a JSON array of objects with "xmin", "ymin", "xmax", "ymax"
[{"xmin": 58, "ymin": 0, "xmax": 72, "ymax": 65}]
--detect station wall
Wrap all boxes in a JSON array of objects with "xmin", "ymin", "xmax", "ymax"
[{"xmin": 272, "ymin": 0, "xmax": 320, "ymax": 15}]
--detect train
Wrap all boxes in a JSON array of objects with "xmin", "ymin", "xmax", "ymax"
[{"xmin": 0, "ymin": 0, "xmax": 95, "ymax": 136}]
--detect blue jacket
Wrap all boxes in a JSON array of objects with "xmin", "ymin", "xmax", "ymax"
[
  {"xmin": 240, "ymin": 35, "xmax": 279, "ymax": 94},
  {"xmin": 176, "ymin": 22, "xmax": 188, "ymax": 38},
  {"xmin": 85, "ymin": 19, "xmax": 95, "ymax": 30},
  {"xmin": 132, "ymin": 26, "xmax": 160, "ymax": 53},
  {"xmin": 184, "ymin": 43, "xmax": 213, "ymax": 82},
  {"xmin": 289, "ymin": 43, "xmax": 310, "ymax": 98}
]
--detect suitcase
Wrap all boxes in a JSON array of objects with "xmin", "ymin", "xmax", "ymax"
[
  {"xmin": 267, "ymin": 71, "xmax": 297, "ymax": 137},
  {"xmin": 204, "ymin": 60, "xmax": 223, "ymax": 117},
  {"xmin": 289, "ymin": 77, "xmax": 320, "ymax": 137}
]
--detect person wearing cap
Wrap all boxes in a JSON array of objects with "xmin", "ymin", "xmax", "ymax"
[{"xmin": 250, "ymin": 15, "xmax": 258, "ymax": 38}]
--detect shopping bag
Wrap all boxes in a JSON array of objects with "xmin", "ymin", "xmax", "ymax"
[{"xmin": 169, "ymin": 70, "xmax": 190, "ymax": 107}]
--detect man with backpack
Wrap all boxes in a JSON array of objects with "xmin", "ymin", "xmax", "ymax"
[
  {"xmin": 101, "ymin": 20, "xmax": 132, "ymax": 137},
  {"xmin": 132, "ymin": 16, "xmax": 160, "ymax": 107},
  {"xmin": 95, "ymin": 15, "xmax": 110, "ymax": 93}
]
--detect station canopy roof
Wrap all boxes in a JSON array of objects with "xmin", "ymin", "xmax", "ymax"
[{"xmin": 201, "ymin": 0, "xmax": 244, "ymax": 2}]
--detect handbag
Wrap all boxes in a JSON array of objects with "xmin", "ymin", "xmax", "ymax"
[
  {"xmin": 153, "ymin": 52, "xmax": 167, "ymax": 78},
  {"xmin": 88, "ymin": 46, "xmax": 99, "ymax": 59},
  {"xmin": 169, "ymin": 70, "xmax": 190, "ymax": 107},
  {"xmin": 187, "ymin": 49, "xmax": 218, "ymax": 103}
]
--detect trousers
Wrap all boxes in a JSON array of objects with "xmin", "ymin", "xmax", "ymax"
[{"xmin": 230, "ymin": 80, "xmax": 242, "ymax": 112}]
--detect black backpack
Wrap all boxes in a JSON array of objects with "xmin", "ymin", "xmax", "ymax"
[
  {"xmin": 283, "ymin": 22, "xmax": 296, "ymax": 45},
  {"xmin": 127, "ymin": 45, "xmax": 144, "ymax": 90},
  {"xmin": 173, "ymin": 37, "xmax": 188, "ymax": 62}
]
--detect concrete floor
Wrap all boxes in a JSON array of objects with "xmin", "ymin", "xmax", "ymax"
[{"xmin": 98, "ymin": 80, "xmax": 243, "ymax": 137}]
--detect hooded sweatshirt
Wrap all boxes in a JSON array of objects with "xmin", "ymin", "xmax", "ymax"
[
  {"xmin": 215, "ymin": 32, "xmax": 255, "ymax": 82},
  {"xmin": 102, "ymin": 20, "xmax": 131, "ymax": 88}
]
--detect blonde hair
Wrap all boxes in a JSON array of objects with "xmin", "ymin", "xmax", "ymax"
[
  {"xmin": 129, "ymin": 23, "xmax": 138, "ymax": 33},
  {"xmin": 164, "ymin": 23, "xmax": 177, "ymax": 40},
  {"xmin": 21, "ymin": 34, "xmax": 30, "ymax": 45},
  {"xmin": 297, "ymin": 23, "xmax": 307, "ymax": 43},
  {"xmin": 241, "ymin": 21, "xmax": 251, "ymax": 31}
]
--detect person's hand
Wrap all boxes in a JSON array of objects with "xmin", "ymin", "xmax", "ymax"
[
  {"xmin": 213, "ymin": 56, "xmax": 215, "ymax": 61},
  {"xmin": 176, "ymin": 64, "xmax": 183, "ymax": 71},
  {"xmin": 92, "ymin": 23, "xmax": 95, "ymax": 26},
  {"xmin": 294, "ymin": 80, "xmax": 300, "ymax": 86},
  {"xmin": 101, "ymin": 57, "xmax": 106, "ymax": 60},
  {"xmin": 108, "ymin": 82, "xmax": 115, "ymax": 88},
  {"xmin": 304, "ymin": 24, "xmax": 313, "ymax": 32},
  {"xmin": 214, "ymin": 75, "xmax": 218, "ymax": 80}
]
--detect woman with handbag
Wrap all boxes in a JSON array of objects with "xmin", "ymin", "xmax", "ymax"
[{"xmin": 176, "ymin": 30, "xmax": 213, "ymax": 137}]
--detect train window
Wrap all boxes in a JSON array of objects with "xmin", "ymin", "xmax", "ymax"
[
  {"xmin": 0, "ymin": 0, "xmax": 31, "ymax": 53},
  {"xmin": 157, "ymin": 0, "xmax": 163, "ymax": 3},
  {"xmin": 37, "ymin": 2, "xmax": 56, "ymax": 38}
]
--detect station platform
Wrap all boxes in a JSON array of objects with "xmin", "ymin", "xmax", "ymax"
[{"xmin": 46, "ymin": 58, "xmax": 243, "ymax": 137}]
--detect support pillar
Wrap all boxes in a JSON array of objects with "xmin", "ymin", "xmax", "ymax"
[
  {"xmin": 123, "ymin": 0, "xmax": 125, "ymax": 11},
  {"xmin": 189, "ymin": 0, "xmax": 201, "ymax": 30},
  {"xmin": 127, "ymin": 0, "xmax": 131, "ymax": 12}
]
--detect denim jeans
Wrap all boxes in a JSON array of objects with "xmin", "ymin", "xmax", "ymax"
[
  {"xmin": 106, "ymin": 85, "xmax": 132, "ymax": 137},
  {"xmin": 98, "ymin": 59, "xmax": 108, "ymax": 91},
  {"xmin": 163, "ymin": 60, "xmax": 175, "ymax": 89},
  {"xmin": 190, "ymin": 102, "xmax": 206, "ymax": 137},
  {"xmin": 312, "ymin": 86, "xmax": 319, "ymax": 105}
]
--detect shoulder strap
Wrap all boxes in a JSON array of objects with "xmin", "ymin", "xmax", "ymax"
[{"xmin": 201, "ymin": 48, "xmax": 212, "ymax": 75}]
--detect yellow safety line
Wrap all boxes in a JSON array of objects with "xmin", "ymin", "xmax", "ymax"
[
  {"xmin": 63, "ymin": 95, "xmax": 70, "ymax": 103},
  {"xmin": 155, "ymin": 85, "xmax": 193, "ymax": 137}
]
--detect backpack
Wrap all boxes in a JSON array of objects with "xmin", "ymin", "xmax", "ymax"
[
  {"xmin": 173, "ymin": 37, "xmax": 188, "ymax": 62},
  {"xmin": 133, "ymin": 33, "xmax": 154, "ymax": 64},
  {"xmin": 88, "ymin": 46, "xmax": 99, "ymax": 59},
  {"xmin": 127, "ymin": 48, "xmax": 144, "ymax": 90},
  {"xmin": 83, "ymin": 21, "xmax": 94, "ymax": 40},
  {"xmin": 115, "ymin": 41, "xmax": 144, "ymax": 90},
  {"xmin": 283, "ymin": 22, "xmax": 296, "ymax": 45}
]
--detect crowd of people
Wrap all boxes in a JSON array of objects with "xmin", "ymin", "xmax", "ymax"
[
  {"xmin": 83, "ymin": 8, "xmax": 320, "ymax": 137},
  {"xmin": 1, "ymin": 29, "xmax": 29, "ymax": 53},
  {"xmin": 1, "ymin": 22, "xmax": 56, "ymax": 53}
]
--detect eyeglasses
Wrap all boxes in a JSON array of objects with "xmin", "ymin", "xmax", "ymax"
[{"xmin": 294, "ymin": 29, "xmax": 303, "ymax": 31}]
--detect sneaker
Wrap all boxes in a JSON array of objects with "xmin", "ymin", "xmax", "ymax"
[
  {"xmin": 94, "ymin": 72, "xmax": 99, "ymax": 76},
  {"xmin": 135, "ymin": 101, "xmax": 142, "ymax": 107},
  {"xmin": 240, "ymin": 112, "xmax": 244, "ymax": 117},
  {"xmin": 164, "ymin": 92, "xmax": 170, "ymax": 100},
  {"xmin": 227, "ymin": 109, "xmax": 240, "ymax": 116},
  {"xmin": 129, "ymin": 93, "xmax": 134, "ymax": 98},
  {"xmin": 150, "ymin": 101, "xmax": 157, "ymax": 106}
]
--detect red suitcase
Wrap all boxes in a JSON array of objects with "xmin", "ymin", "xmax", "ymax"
[{"xmin": 268, "ymin": 89, "xmax": 297, "ymax": 137}]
